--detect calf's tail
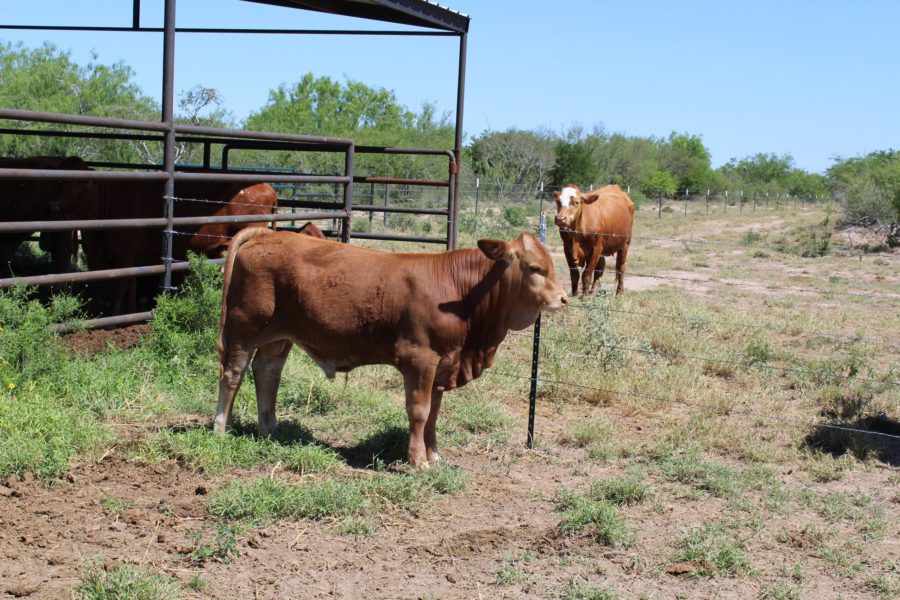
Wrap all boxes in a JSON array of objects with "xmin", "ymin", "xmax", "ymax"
[{"xmin": 217, "ymin": 227, "xmax": 274, "ymax": 377}]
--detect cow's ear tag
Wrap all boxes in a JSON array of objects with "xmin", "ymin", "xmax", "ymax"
[{"xmin": 477, "ymin": 239, "xmax": 510, "ymax": 262}]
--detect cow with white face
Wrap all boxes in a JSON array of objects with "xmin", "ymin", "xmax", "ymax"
[
  {"xmin": 553, "ymin": 184, "xmax": 593, "ymax": 295},
  {"xmin": 554, "ymin": 184, "xmax": 635, "ymax": 297}
]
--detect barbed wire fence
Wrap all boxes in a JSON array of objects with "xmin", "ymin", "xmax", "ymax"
[
  {"xmin": 160, "ymin": 192, "xmax": 900, "ymax": 456},
  {"xmin": 473, "ymin": 215, "xmax": 899, "ymax": 454}
]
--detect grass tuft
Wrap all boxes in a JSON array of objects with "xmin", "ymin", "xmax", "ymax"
[{"xmin": 75, "ymin": 560, "xmax": 180, "ymax": 600}]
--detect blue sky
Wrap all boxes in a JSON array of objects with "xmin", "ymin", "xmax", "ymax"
[{"xmin": 2, "ymin": 0, "xmax": 899, "ymax": 173}]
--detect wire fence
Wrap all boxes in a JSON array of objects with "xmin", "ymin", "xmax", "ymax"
[
  {"xmin": 479, "ymin": 216, "xmax": 899, "ymax": 452},
  {"xmin": 35, "ymin": 190, "xmax": 897, "ymax": 451}
]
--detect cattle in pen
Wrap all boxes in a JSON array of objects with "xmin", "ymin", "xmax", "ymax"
[
  {"xmin": 61, "ymin": 180, "xmax": 278, "ymax": 314},
  {"xmin": 0, "ymin": 156, "xmax": 92, "ymax": 274},
  {"xmin": 215, "ymin": 229, "xmax": 568, "ymax": 469}
]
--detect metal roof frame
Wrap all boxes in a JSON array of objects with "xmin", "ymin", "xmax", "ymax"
[
  {"xmin": 1, "ymin": 0, "xmax": 469, "ymax": 247},
  {"xmin": 243, "ymin": 0, "xmax": 469, "ymax": 33}
]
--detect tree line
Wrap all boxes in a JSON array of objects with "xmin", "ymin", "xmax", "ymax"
[{"xmin": 1, "ymin": 43, "xmax": 897, "ymax": 225}]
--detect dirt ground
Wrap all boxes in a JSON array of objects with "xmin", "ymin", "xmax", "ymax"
[
  {"xmin": 2, "ymin": 387, "xmax": 896, "ymax": 599},
  {"xmin": 2, "ymin": 212, "xmax": 898, "ymax": 599}
]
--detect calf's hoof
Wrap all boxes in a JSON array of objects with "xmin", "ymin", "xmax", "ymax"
[{"xmin": 408, "ymin": 455, "xmax": 431, "ymax": 471}]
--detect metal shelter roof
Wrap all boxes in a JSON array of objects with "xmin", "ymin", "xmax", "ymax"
[{"xmin": 243, "ymin": 0, "xmax": 469, "ymax": 33}]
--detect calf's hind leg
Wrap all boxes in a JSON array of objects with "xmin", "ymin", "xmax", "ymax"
[
  {"xmin": 615, "ymin": 242, "xmax": 630, "ymax": 295},
  {"xmin": 214, "ymin": 344, "xmax": 253, "ymax": 434},
  {"xmin": 251, "ymin": 340, "xmax": 292, "ymax": 437}
]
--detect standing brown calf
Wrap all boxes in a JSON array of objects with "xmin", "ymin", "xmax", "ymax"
[{"xmin": 215, "ymin": 229, "xmax": 568, "ymax": 469}]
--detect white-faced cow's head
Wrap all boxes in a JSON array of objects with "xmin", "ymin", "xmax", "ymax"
[
  {"xmin": 477, "ymin": 232, "xmax": 568, "ymax": 329},
  {"xmin": 553, "ymin": 184, "xmax": 582, "ymax": 230}
]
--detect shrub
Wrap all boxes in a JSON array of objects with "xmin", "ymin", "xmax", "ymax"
[
  {"xmin": 146, "ymin": 253, "xmax": 221, "ymax": 371},
  {"xmin": 502, "ymin": 205, "xmax": 527, "ymax": 227},
  {"xmin": 351, "ymin": 216, "xmax": 372, "ymax": 233}
]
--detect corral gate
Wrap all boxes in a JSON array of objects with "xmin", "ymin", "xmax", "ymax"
[{"xmin": 0, "ymin": 0, "xmax": 470, "ymax": 329}]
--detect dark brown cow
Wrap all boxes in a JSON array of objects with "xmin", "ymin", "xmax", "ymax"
[
  {"xmin": 0, "ymin": 156, "xmax": 92, "ymax": 274},
  {"xmin": 64, "ymin": 180, "xmax": 278, "ymax": 314},
  {"xmin": 554, "ymin": 184, "xmax": 634, "ymax": 296},
  {"xmin": 215, "ymin": 229, "xmax": 568, "ymax": 469}
]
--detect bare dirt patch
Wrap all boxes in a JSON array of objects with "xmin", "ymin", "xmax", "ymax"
[{"xmin": 62, "ymin": 323, "xmax": 150, "ymax": 355}]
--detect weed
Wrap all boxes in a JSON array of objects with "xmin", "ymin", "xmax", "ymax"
[
  {"xmin": 184, "ymin": 574, "xmax": 207, "ymax": 591},
  {"xmin": 136, "ymin": 427, "xmax": 339, "ymax": 475},
  {"xmin": 101, "ymin": 497, "xmax": 138, "ymax": 514},
  {"xmin": 555, "ymin": 488, "xmax": 634, "ymax": 549},
  {"xmin": 495, "ymin": 553, "xmax": 529, "ymax": 586},
  {"xmin": 560, "ymin": 577, "xmax": 618, "ymax": 600},
  {"xmin": 502, "ymin": 205, "xmax": 527, "ymax": 227},
  {"xmin": 589, "ymin": 476, "xmax": 649, "ymax": 506},
  {"xmin": 560, "ymin": 417, "xmax": 615, "ymax": 448},
  {"xmin": 207, "ymin": 463, "xmax": 465, "ymax": 525},
  {"xmin": 673, "ymin": 523, "xmax": 749, "ymax": 577},
  {"xmin": 742, "ymin": 230, "xmax": 765, "ymax": 244},
  {"xmin": 745, "ymin": 340, "xmax": 774, "ymax": 366},
  {"xmin": 75, "ymin": 560, "xmax": 180, "ymax": 600},
  {"xmin": 335, "ymin": 517, "xmax": 378, "ymax": 536},
  {"xmin": 801, "ymin": 450, "xmax": 854, "ymax": 482},
  {"xmin": 146, "ymin": 254, "xmax": 221, "ymax": 374},
  {"xmin": 866, "ymin": 572, "xmax": 900, "ymax": 598},
  {"xmin": 0, "ymin": 391, "xmax": 110, "ymax": 480},
  {"xmin": 655, "ymin": 445, "xmax": 742, "ymax": 498},
  {"xmin": 759, "ymin": 583, "xmax": 801, "ymax": 599},
  {"xmin": 186, "ymin": 523, "xmax": 242, "ymax": 565}
]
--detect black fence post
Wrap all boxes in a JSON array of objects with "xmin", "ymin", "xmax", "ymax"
[
  {"xmin": 527, "ymin": 212, "xmax": 547, "ymax": 449},
  {"xmin": 658, "ymin": 192, "xmax": 663, "ymax": 219},
  {"xmin": 383, "ymin": 183, "xmax": 389, "ymax": 227},
  {"xmin": 706, "ymin": 189, "xmax": 710, "ymax": 215}
]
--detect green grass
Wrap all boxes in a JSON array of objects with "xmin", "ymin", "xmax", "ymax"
[
  {"xmin": 589, "ymin": 475, "xmax": 650, "ymax": 506},
  {"xmin": 0, "ymin": 391, "xmax": 111, "ymax": 480},
  {"xmin": 135, "ymin": 427, "xmax": 340, "ymax": 475},
  {"xmin": 560, "ymin": 577, "xmax": 618, "ymax": 600},
  {"xmin": 207, "ymin": 462, "xmax": 466, "ymax": 526},
  {"xmin": 75, "ymin": 561, "xmax": 180, "ymax": 600},
  {"xmin": 673, "ymin": 523, "xmax": 750, "ymax": 577},
  {"xmin": 555, "ymin": 487, "xmax": 635, "ymax": 549},
  {"xmin": 495, "ymin": 551, "xmax": 534, "ymax": 586}
]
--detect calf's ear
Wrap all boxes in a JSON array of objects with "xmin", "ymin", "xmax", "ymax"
[
  {"xmin": 581, "ymin": 192, "xmax": 601, "ymax": 204},
  {"xmin": 477, "ymin": 238, "xmax": 512, "ymax": 262}
]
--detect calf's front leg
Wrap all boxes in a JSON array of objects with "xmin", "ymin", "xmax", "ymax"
[
  {"xmin": 424, "ymin": 390, "xmax": 444, "ymax": 464},
  {"xmin": 401, "ymin": 360, "xmax": 438, "ymax": 470}
]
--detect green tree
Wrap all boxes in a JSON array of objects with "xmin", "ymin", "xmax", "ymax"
[
  {"xmin": 659, "ymin": 131, "xmax": 716, "ymax": 192},
  {"xmin": 827, "ymin": 150, "xmax": 900, "ymax": 225},
  {"xmin": 589, "ymin": 132, "xmax": 658, "ymax": 195},
  {"xmin": 243, "ymin": 73, "xmax": 453, "ymax": 179},
  {"xmin": 0, "ymin": 42, "xmax": 158, "ymax": 162},
  {"xmin": 719, "ymin": 153, "xmax": 795, "ymax": 186},
  {"xmin": 641, "ymin": 168, "xmax": 677, "ymax": 197},
  {"xmin": 466, "ymin": 128, "xmax": 555, "ymax": 194},
  {"xmin": 549, "ymin": 140, "xmax": 595, "ymax": 188}
]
